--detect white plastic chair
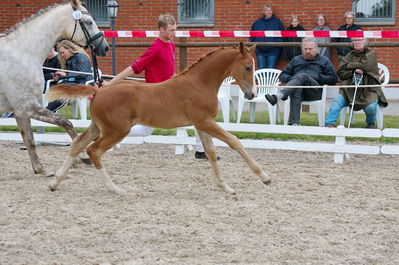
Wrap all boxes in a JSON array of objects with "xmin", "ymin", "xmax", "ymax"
[
  {"xmin": 283, "ymin": 84, "xmax": 327, "ymax": 126},
  {"xmin": 218, "ymin": 76, "xmax": 236, "ymax": 123},
  {"xmin": 237, "ymin": 69, "xmax": 282, "ymax": 124},
  {"xmin": 339, "ymin": 63, "xmax": 389, "ymax": 128},
  {"xmin": 43, "ymin": 69, "xmax": 101, "ymax": 120}
]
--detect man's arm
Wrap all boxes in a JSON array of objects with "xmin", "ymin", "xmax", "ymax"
[
  {"xmin": 320, "ymin": 59, "xmax": 338, "ymax": 85},
  {"xmin": 104, "ymin": 66, "xmax": 134, "ymax": 86},
  {"xmin": 279, "ymin": 58, "xmax": 294, "ymax": 83}
]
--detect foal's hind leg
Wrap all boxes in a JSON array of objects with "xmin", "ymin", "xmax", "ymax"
[
  {"xmin": 86, "ymin": 132, "xmax": 128, "ymax": 195},
  {"xmin": 196, "ymin": 120, "xmax": 271, "ymax": 188},
  {"xmin": 196, "ymin": 130, "xmax": 236, "ymax": 195},
  {"xmin": 14, "ymin": 116, "xmax": 53, "ymax": 177},
  {"xmin": 49, "ymin": 122, "xmax": 100, "ymax": 191}
]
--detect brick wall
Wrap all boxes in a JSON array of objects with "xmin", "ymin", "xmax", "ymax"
[{"xmin": 1, "ymin": 0, "xmax": 399, "ymax": 80}]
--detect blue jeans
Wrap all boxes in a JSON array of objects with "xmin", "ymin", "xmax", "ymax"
[
  {"xmin": 325, "ymin": 94, "xmax": 378, "ymax": 126},
  {"xmin": 257, "ymin": 54, "xmax": 279, "ymax": 69}
]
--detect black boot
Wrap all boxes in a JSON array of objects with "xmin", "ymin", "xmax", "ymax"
[{"xmin": 195, "ymin": 151, "xmax": 221, "ymax": 160}]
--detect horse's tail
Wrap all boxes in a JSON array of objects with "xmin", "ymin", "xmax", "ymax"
[{"xmin": 45, "ymin": 84, "xmax": 97, "ymax": 102}]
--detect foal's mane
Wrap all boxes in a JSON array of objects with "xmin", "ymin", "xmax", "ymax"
[
  {"xmin": 176, "ymin": 46, "xmax": 238, "ymax": 77},
  {"xmin": 0, "ymin": 2, "xmax": 67, "ymax": 37}
]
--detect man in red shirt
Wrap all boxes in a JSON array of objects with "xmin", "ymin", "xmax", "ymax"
[
  {"xmin": 103, "ymin": 14, "xmax": 209, "ymax": 159},
  {"xmin": 105, "ymin": 14, "xmax": 176, "ymax": 85}
]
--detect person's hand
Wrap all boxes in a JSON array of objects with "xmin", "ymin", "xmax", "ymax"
[
  {"xmin": 52, "ymin": 73, "xmax": 60, "ymax": 81},
  {"xmin": 100, "ymin": 80, "xmax": 110, "ymax": 86},
  {"xmin": 355, "ymin": 69, "xmax": 364, "ymax": 75}
]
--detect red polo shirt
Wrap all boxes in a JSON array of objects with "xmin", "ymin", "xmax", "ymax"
[{"xmin": 131, "ymin": 38, "xmax": 175, "ymax": 83}]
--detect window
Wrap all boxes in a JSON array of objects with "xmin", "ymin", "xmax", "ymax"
[
  {"xmin": 353, "ymin": 0, "xmax": 395, "ymax": 25},
  {"xmin": 85, "ymin": 0, "xmax": 109, "ymax": 27},
  {"xmin": 178, "ymin": 0, "xmax": 214, "ymax": 27}
]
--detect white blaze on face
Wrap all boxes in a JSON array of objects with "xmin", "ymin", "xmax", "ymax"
[{"xmin": 252, "ymin": 58, "xmax": 257, "ymax": 97}]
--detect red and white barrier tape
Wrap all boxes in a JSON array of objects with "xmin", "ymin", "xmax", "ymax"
[{"xmin": 103, "ymin": 30, "xmax": 399, "ymax": 38}]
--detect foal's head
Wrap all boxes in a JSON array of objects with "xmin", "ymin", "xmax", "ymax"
[
  {"xmin": 63, "ymin": 0, "xmax": 109, "ymax": 56},
  {"xmin": 230, "ymin": 43, "xmax": 257, "ymax": 100}
]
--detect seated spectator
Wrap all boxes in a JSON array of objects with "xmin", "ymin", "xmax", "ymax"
[
  {"xmin": 43, "ymin": 47, "xmax": 61, "ymax": 90},
  {"xmin": 313, "ymin": 14, "xmax": 332, "ymax": 61},
  {"xmin": 284, "ymin": 14, "xmax": 305, "ymax": 62},
  {"xmin": 47, "ymin": 39, "xmax": 93, "ymax": 112},
  {"xmin": 336, "ymin": 11, "xmax": 361, "ymax": 62},
  {"xmin": 250, "ymin": 4, "xmax": 284, "ymax": 69},
  {"xmin": 265, "ymin": 37, "xmax": 338, "ymax": 126},
  {"xmin": 325, "ymin": 37, "xmax": 388, "ymax": 128}
]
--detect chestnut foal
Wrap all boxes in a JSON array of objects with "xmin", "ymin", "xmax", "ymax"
[{"xmin": 48, "ymin": 43, "xmax": 271, "ymax": 195}]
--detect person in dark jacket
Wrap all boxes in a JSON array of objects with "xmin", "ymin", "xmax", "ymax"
[
  {"xmin": 47, "ymin": 40, "xmax": 93, "ymax": 112},
  {"xmin": 265, "ymin": 37, "xmax": 338, "ymax": 125},
  {"xmin": 336, "ymin": 11, "xmax": 361, "ymax": 62},
  {"xmin": 325, "ymin": 37, "xmax": 387, "ymax": 128},
  {"xmin": 43, "ymin": 47, "xmax": 61, "ymax": 87},
  {"xmin": 250, "ymin": 4, "xmax": 284, "ymax": 69},
  {"xmin": 284, "ymin": 14, "xmax": 305, "ymax": 61}
]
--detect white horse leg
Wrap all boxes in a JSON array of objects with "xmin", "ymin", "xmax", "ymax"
[
  {"xmin": 197, "ymin": 130, "xmax": 236, "ymax": 195},
  {"xmin": 29, "ymin": 103, "xmax": 78, "ymax": 139},
  {"xmin": 97, "ymin": 168, "xmax": 127, "ymax": 195},
  {"xmin": 14, "ymin": 116, "xmax": 53, "ymax": 177}
]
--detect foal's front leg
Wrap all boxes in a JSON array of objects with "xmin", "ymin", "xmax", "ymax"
[
  {"xmin": 196, "ymin": 130, "xmax": 236, "ymax": 195},
  {"xmin": 196, "ymin": 120, "xmax": 271, "ymax": 187}
]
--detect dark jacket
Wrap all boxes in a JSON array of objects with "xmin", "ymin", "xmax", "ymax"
[
  {"xmin": 280, "ymin": 54, "xmax": 338, "ymax": 85},
  {"xmin": 59, "ymin": 53, "xmax": 93, "ymax": 84},
  {"xmin": 336, "ymin": 24, "xmax": 361, "ymax": 56},
  {"xmin": 284, "ymin": 25, "xmax": 305, "ymax": 61},
  {"xmin": 250, "ymin": 15, "xmax": 284, "ymax": 56},
  {"xmin": 337, "ymin": 47, "xmax": 387, "ymax": 110},
  {"xmin": 43, "ymin": 55, "xmax": 61, "ymax": 81}
]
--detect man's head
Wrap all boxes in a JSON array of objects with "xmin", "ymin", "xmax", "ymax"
[
  {"xmin": 158, "ymin": 14, "xmax": 177, "ymax": 42},
  {"xmin": 262, "ymin": 4, "xmax": 273, "ymax": 19},
  {"xmin": 301, "ymin": 37, "xmax": 318, "ymax": 60},
  {"xmin": 352, "ymin": 37, "xmax": 368, "ymax": 51}
]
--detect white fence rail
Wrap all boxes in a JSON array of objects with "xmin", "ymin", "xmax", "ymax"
[{"xmin": 1, "ymin": 118, "xmax": 398, "ymax": 164}]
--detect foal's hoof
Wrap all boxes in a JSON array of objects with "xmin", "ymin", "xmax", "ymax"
[
  {"xmin": 263, "ymin": 179, "xmax": 272, "ymax": 185},
  {"xmin": 48, "ymin": 182, "xmax": 58, "ymax": 191},
  {"xmin": 221, "ymin": 185, "xmax": 236, "ymax": 195},
  {"xmin": 260, "ymin": 172, "xmax": 271, "ymax": 185},
  {"xmin": 43, "ymin": 171, "xmax": 55, "ymax": 178}
]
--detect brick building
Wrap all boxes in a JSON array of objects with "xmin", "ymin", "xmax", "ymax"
[{"xmin": 1, "ymin": 0, "xmax": 398, "ymax": 81}]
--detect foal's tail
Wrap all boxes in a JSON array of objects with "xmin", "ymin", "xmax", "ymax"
[{"xmin": 45, "ymin": 84, "xmax": 97, "ymax": 102}]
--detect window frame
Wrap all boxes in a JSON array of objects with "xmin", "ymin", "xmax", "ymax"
[
  {"xmin": 353, "ymin": 0, "xmax": 396, "ymax": 25},
  {"xmin": 177, "ymin": 0, "xmax": 215, "ymax": 27},
  {"xmin": 85, "ymin": 0, "xmax": 110, "ymax": 28}
]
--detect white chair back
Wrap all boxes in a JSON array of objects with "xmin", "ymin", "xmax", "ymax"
[
  {"xmin": 377, "ymin": 63, "xmax": 389, "ymax": 85},
  {"xmin": 218, "ymin": 76, "xmax": 235, "ymax": 98},
  {"xmin": 254, "ymin": 69, "xmax": 281, "ymax": 97}
]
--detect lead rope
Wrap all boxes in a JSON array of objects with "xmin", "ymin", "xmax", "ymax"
[{"xmin": 89, "ymin": 44, "xmax": 103, "ymax": 85}]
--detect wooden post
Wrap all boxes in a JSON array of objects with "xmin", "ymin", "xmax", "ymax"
[{"xmin": 179, "ymin": 37, "xmax": 187, "ymax": 72}]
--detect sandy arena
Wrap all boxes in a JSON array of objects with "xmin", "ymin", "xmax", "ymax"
[{"xmin": 0, "ymin": 141, "xmax": 398, "ymax": 265}]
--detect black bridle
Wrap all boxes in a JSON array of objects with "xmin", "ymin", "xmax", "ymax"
[{"xmin": 70, "ymin": 5, "xmax": 104, "ymax": 84}]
